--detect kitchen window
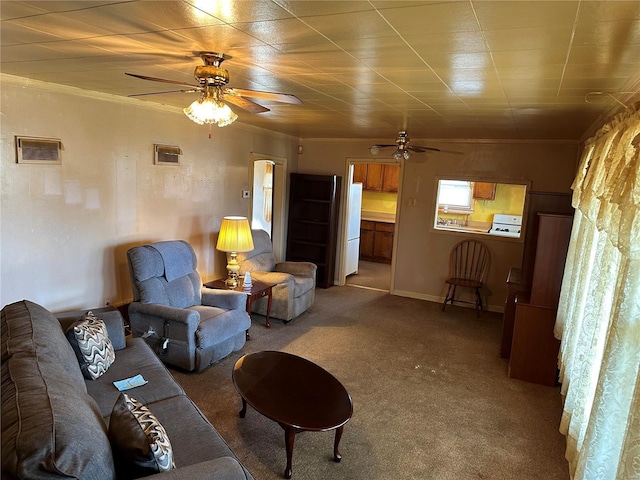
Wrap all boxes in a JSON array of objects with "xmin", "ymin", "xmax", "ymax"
[
  {"xmin": 434, "ymin": 178, "xmax": 528, "ymax": 238},
  {"xmin": 437, "ymin": 180, "xmax": 473, "ymax": 213}
]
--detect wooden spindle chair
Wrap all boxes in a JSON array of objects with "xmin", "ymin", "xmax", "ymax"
[{"xmin": 442, "ymin": 239, "xmax": 491, "ymax": 317}]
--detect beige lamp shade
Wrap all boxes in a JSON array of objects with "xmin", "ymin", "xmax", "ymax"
[{"xmin": 216, "ymin": 216, "xmax": 254, "ymax": 252}]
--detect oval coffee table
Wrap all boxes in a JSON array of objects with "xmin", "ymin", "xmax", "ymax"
[{"xmin": 232, "ymin": 351, "xmax": 353, "ymax": 479}]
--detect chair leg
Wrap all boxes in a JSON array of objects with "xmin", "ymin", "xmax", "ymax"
[
  {"xmin": 442, "ymin": 284, "xmax": 455, "ymax": 311},
  {"xmin": 475, "ymin": 287, "xmax": 483, "ymax": 317}
]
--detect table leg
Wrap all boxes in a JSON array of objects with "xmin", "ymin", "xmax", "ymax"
[
  {"xmin": 333, "ymin": 426, "xmax": 344, "ymax": 462},
  {"xmin": 239, "ymin": 398, "xmax": 247, "ymax": 418},
  {"xmin": 265, "ymin": 287, "xmax": 273, "ymax": 329},
  {"xmin": 245, "ymin": 299, "xmax": 252, "ymax": 340},
  {"xmin": 283, "ymin": 425, "xmax": 295, "ymax": 479}
]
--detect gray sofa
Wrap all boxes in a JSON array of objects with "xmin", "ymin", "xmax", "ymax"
[{"xmin": 1, "ymin": 299, "xmax": 254, "ymax": 480}]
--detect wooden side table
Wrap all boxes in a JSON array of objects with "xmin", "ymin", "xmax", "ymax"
[{"xmin": 203, "ymin": 278, "xmax": 275, "ymax": 329}]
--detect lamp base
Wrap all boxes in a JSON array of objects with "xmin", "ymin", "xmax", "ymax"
[
  {"xmin": 225, "ymin": 252, "xmax": 240, "ymax": 288},
  {"xmin": 225, "ymin": 275, "xmax": 239, "ymax": 288}
]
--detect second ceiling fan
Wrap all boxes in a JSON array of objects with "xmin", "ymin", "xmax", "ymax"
[{"xmin": 370, "ymin": 131, "xmax": 440, "ymax": 160}]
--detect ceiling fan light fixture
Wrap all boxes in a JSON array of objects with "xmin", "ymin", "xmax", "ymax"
[
  {"xmin": 370, "ymin": 145, "xmax": 380, "ymax": 155},
  {"xmin": 393, "ymin": 149, "xmax": 403, "ymax": 161},
  {"xmin": 183, "ymin": 97, "xmax": 237, "ymax": 126},
  {"xmin": 403, "ymin": 149, "xmax": 410, "ymax": 160}
]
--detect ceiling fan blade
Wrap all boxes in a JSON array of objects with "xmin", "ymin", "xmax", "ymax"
[
  {"xmin": 223, "ymin": 94, "xmax": 269, "ymax": 114},
  {"xmin": 409, "ymin": 145, "xmax": 441, "ymax": 153},
  {"xmin": 226, "ymin": 88, "xmax": 302, "ymax": 105},
  {"xmin": 125, "ymin": 72, "xmax": 200, "ymax": 89},
  {"xmin": 371, "ymin": 144, "xmax": 398, "ymax": 149},
  {"xmin": 128, "ymin": 89, "xmax": 200, "ymax": 97}
]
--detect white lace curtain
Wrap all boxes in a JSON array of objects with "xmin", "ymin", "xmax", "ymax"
[{"xmin": 555, "ymin": 106, "xmax": 640, "ymax": 479}]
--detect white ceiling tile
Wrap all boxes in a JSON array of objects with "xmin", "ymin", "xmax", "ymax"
[{"xmin": 1, "ymin": 0, "xmax": 639, "ymax": 139}]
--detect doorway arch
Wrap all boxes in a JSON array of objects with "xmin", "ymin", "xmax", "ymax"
[{"xmin": 249, "ymin": 153, "xmax": 287, "ymax": 262}]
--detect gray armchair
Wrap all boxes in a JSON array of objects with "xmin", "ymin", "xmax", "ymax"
[
  {"xmin": 127, "ymin": 240, "xmax": 250, "ymax": 372},
  {"xmin": 235, "ymin": 229, "xmax": 316, "ymax": 322}
]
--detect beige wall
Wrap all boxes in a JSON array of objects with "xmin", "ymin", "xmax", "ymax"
[
  {"xmin": 299, "ymin": 138, "xmax": 579, "ymax": 311},
  {"xmin": 0, "ymin": 75, "xmax": 580, "ymax": 314},
  {"xmin": 0, "ymin": 76, "xmax": 299, "ymax": 311}
]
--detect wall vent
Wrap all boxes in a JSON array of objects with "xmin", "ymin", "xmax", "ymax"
[
  {"xmin": 154, "ymin": 144, "xmax": 182, "ymax": 165},
  {"xmin": 16, "ymin": 136, "xmax": 62, "ymax": 164}
]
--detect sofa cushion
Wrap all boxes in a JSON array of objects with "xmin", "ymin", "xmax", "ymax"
[
  {"xmin": 109, "ymin": 393, "xmax": 175, "ymax": 478},
  {"xmin": 57, "ymin": 306, "xmax": 127, "ymax": 351},
  {"xmin": 2, "ymin": 350, "xmax": 115, "ymax": 479},
  {"xmin": 66, "ymin": 311, "xmax": 116, "ymax": 380},
  {"xmin": 86, "ymin": 337, "xmax": 185, "ymax": 419},
  {"xmin": 145, "ymin": 395, "xmax": 240, "ymax": 469},
  {"xmin": 2, "ymin": 300, "xmax": 86, "ymax": 390}
]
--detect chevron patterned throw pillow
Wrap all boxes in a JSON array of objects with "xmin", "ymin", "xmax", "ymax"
[
  {"xmin": 66, "ymin": 311, "xmax": 115, "ymax": 380},
  {"xmin": 109, "ymin": 393, "xmax": 176, "ymax": 477}
]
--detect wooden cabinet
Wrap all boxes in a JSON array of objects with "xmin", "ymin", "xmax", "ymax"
[
  {"xmin": 286, "ymin": 173, "xmax": 341, "ymax": 288},
  {"xmin": 508, "ymin": 213, "xmax": 572, "ymax": 386},
  {"xmin": 353, "ymin": 164, "xmax": 367, "ymax": 184},
  {"xmin": 354, "ymin": 164, "xmax": 399, "ymax": 192},
  {"xmin": 501, "ymin": 191, "xmax": 573, "ymax": 359},
  {"xmin": 508, "ymin": 298, "xmax": 561, "ymax": 386},
  {"xmin": 500, "ymin": 267, "xmax": 527, "ymax": 358},
  {"xmin": 472, "ymin": 182, "xmax": 496, "ymax": 200},
  {"xmin": 359, "ymin": 220, "xmax": 394, "ymax": 264},
  {"xmin": 382, "ymin": 165, "xmax": 399, "ymax": 192}
]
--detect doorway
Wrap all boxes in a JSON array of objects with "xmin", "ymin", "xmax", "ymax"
[
  {"xmin": 339, "ymin": 160, "xmax": 398, "ymax": 292},
  {"xmin": 250, "ymin": 154, "xmax": 287, "ymax": 262}
]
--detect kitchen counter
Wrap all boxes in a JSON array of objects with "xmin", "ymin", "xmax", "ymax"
[
  {"xmin": 361, "ymin": 211, "xmax": 395, "ymax": 223},
  {"xmin": 436, "ymin": 224, "xmax": 489, "ymax": 234}
]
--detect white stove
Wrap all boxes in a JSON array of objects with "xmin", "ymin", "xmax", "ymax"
[{"xmin": 489, "ymin": 214, "xmax": 522, "ymax": 237}]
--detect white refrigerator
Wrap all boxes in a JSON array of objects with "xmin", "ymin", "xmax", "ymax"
[{"xmin": 345, "ymin": 182, "xmax": 363, "ymax": 276}]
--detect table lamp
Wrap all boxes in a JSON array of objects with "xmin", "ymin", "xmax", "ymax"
[{"xmin": 216, "ymin": 216, "xmax": 254, "ymax": 288}]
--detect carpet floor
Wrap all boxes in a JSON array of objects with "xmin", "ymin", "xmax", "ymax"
[
  {"xmin": 171, "ymin": 286, "xmax": 568, "ymax": 480},
  {"xmin": 346, "ymin": 260, "xmax": 391, "ymax": 291}
]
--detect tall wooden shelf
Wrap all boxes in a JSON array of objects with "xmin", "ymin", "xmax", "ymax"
[
  {"xmin": 286, "ymin": 173, "xmax": 341, "ymax": 288},
  {"xmin": 500, "ymin": 191, "xmax": 574, "ymax": 359},
  {"xmin": 508, "ymin": 213, "xmax": 573, "ymax": 386}
]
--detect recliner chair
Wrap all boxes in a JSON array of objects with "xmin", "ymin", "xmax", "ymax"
[
  {"xmin": 235, "ymin": 229, "xmax": 316, "ymax": 322},
  {"xmin": 127, "ymin": 240, "xmax": 250, "ymax": 372}
]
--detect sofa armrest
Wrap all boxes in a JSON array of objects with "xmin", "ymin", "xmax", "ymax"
[
  {"xmin": 56, "ymin": 306, "xmax": 126, "ymax": 350},
  {"xmin": 276, "ymin": 261, "xmax": 318, "ymax": 278},
  {"xmin": 200, "ymin": 288, "xmax": 247, "ymax": 310},
  {"xmin": 145, "ymin": 457, "xmax": 253, "ymax": 480}
]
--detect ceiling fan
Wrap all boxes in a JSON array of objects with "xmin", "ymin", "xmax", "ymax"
[
  {"xmin": 370, "ymin": 131, "xmax": 441, "ymax": 160},
  {"xmin": 125, "ymin": 51, "xmax": 302, "ymax": 127}
]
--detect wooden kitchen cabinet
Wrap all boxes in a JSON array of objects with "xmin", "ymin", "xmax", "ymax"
[
  {"xmin": 359, "ymin": 221, "xmax": 375, "ymax": 257},
  {"xmin": 473, "ymin": 182, "xmax": 496, "ymax": 200},
  {"xmin": 354, "ymin": 164, "xmax": 399, "ymax": 192},
  {"xmin": 382, "ymin": 165, "xmax": 399, "ymax": 192},
  {"xmin": 365, "ymin": 164, "xmax": 383, "ymax": 191},
  {"xmin": 353, "ymin": 164, "xmax": 367, "ymax": 184},
  {"xmin": 360, "ymin": 220, "xmax": 394, "ymax": 264}
]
